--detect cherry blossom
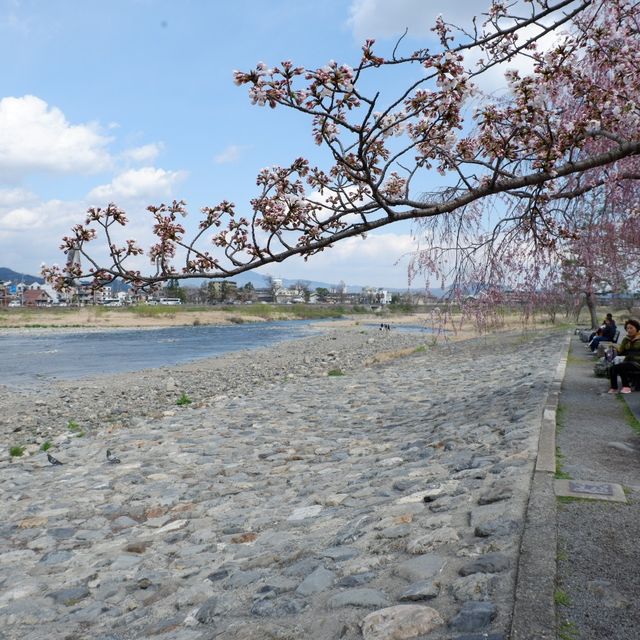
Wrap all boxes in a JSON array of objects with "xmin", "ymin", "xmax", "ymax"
[{"xmin": 43, "ymin": 0, "xmax": 640, "ymax": 298}]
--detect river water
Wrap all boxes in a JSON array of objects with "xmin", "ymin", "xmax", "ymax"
[
  {"xmin": 0, "ymin": 321, "xmax": 324, "ymax": 388},
  {"xmin": 0, "ymin": 320, "xmax": 434, "ymax": 388}
]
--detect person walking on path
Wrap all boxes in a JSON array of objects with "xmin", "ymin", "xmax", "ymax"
[{"xmin": 609, "ymin": 318, "xmax": 640, "ymax": 394}]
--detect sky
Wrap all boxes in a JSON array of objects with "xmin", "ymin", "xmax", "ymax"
[{"xmin": 0, "ymin": 0, "xmax": 515, "ymax": 290}]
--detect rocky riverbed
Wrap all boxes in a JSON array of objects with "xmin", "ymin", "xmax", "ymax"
[{"xmin": 0, "ymin": 327, "xmax": 567, "ymax": 639}]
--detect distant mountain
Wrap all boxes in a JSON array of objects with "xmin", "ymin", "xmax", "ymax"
[
  {"xmin": 0, "ymin": 267, "xmax": 44, "ymax": 285},
  {"xmin": 1, "ymin": 266, "xmax": 439, "ymax": 295}
]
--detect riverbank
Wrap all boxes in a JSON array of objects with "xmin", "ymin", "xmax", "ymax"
[
  {"xmin": 1, "ymin": 326, "xmax": 568, "ymax": 639},
  {"xmin": 0, "ymin": 327, "xmax": 431, "ymax": 445},
  {"xmin": 0, "ymin": 305, "xmax": 401, "ymax": 330}
]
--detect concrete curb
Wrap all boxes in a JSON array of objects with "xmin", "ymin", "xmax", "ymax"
[{"xmin": 510, "ymin": 331, "xmax": 571, "ymax": 639}]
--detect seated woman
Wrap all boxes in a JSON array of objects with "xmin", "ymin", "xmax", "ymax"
[
  {"xmin": 609, "ymin": 319, "xmax": 640, "ymax": 394},
  {"xmin": 590, "ymin": 317, "xmax": 616, "ymax": 352},
  {"xmin": 588, "ymin": 313, "xmax": 615, "ymax": 343}
]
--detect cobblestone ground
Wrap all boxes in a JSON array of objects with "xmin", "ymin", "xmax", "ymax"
[{"xmin": 0, "ymin": 330, "xmax": 566, "ymax": 640}]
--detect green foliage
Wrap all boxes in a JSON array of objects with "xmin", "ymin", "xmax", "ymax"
[
  {"xmin": 130, "ymin": 305, "xmax": 181, "ymax": 317},
  {"xmin": 555, "ymin": 447, "xmax": 571, "ymax": 479},
  {"xmin": 556, "ymin": 403, "xmax": 566, "ymax": 431},
  {"xmin": 9, "ymin": 445, "xmax": 25, "ymax": 457},
  {"xmin": 327, "ymin": 368, "xmax": 345, "ymax": 377},
  {"xmin": 176, "ymin": 392, "xmax": 192, "ymax": 406},
  {"xmin": 413, "ymin": 345, "xmax": 427, "ymax": 353},
  {"xmin": 40, "ymin": 441, "xmax": 52, "ymax": 452},
  {"xmin": 554, "ymin": 589, "xmax": 571, "ymax": 606},
  {"xmin": 558, "ymin": 620, "xmax": 579, "ymax": 640},
  {"xmin": 388, "ymin": 303, "xmax": 414, "ymax": 313},
  {"xmin": 67, "ymin": 420, "xmax": 85, "ymax": 437}
]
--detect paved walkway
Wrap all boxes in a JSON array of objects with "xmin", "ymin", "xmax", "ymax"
[{"xmin": 553, "ymin": 334, "xmax": 640, "ymax": 639}]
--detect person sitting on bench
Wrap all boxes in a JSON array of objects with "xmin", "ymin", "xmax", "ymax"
[
  {"xmin": 589, "ymin": 313, "xmax": 615, "ymax": 343},
  {"xmin": 608, "ymin": 319, "xmax": 640, "ymax": 394},
  {"xmin": 590, "ymin": 316, "xmax": 617, "ymax": 352}
]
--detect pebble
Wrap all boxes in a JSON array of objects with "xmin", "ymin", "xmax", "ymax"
[{"xmin": 0, "ymin": 327, "xmax": 566, "ymax": 638}]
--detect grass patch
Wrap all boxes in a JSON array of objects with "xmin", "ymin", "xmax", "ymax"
[
  {"xmin": 616, "ymin": 395, "xmax": 640, "ymax": 435},
  {"xmin": 327, "ymin": 368, "xmax": 345, "ymax": 377},
  {"xmin": 555, "ymin": 447, "xmax": 571, "ymax": 480},
  {"xmin": 40, "ymin": 441, "xmax": 52, "ymax": 452},
  {"xmin": 558, "ymin": 620, "xmax": 579, "ymax": 640},
  {"xmin": 219, "ymin": 304, "xmax": 346, "ymax": 321},
  {"xmin": 67, "ymin": 419, "xmax": 85, "ymax": 437},
  {"xmin": 413, "ymin": 345, "xmax": 427, "ymax": 353},
  {"xmin": 176, "ymin": 392, "xmax": 192, "ymax": 406},
  {"xmin": 129, "ymin": 305, "xmax": 178, "ymax": 318},
  {"xmin": 9, "ymin": 445, "xmax": 25, "ymax": 457},
  {"xmin": 554, "ymin": 588, "xmax": 571, "ymax": 606},
  {"xmin": 556, "ymin": 403, "xmax": 566, "ymax": 431}
]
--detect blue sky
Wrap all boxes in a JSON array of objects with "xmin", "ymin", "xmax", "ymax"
[{"xmin": 0, "ymin": 0, "xmax": 492, "ymax": 289}]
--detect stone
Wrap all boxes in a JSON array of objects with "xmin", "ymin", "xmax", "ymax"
[
  {"xmin": 296, "ymin": 566, "xmax": 335, "ymax": 595},
  {"xmin": 195, "ymin": 596, "xmax": 219, "ymax": 624},
  {"xmin": 321, "ymin": 546, "xmax": 359, "ymax": 561},
  {"xmin": 154, "ymin": 518, "xmax": 188, "ymax": 534},
  {"xmin": 327, "ymin": 588, "xmax": 390, "ymax": 609},
  {"xmin": 38, "ymin": 550, "xmax": 74, "ymax": 565},
  {"xmin": 338, "ymin": 572, "xmax": 376, "ymax": 588},
  {"xmin": 477, "ymin": 483, "xmax": 512, "ymax": 505},
  {"xmin": 287, "ymin": 505, "xmax": 323, "ymax": 521},
  {"xmin": 361, "ymin": 604, "xmax": 444, "ymax": 640},
  {"xmin": 395, "ymin": 555, "xmax": 446, "ymax": 582},
  {"xmin": 251, "ymin": 595, "xmax": 307, "ymax": 617},
  {"xmin": 450, "ymin": 573, "xmax": 498, "ymax": 602},
  {"xmin": 449, "ymin": 601, "xmax": 497, "ymax": 632},
  {"xmin": 47, "ymin": 586, "xmax": 90, "ymax": 606},
  {"xmin": 474, "ymin": 519, "xmax": 520, "ymax": 538},
  {"xmin": 406, "ymin": 527, "xmax": 461, "ymax": 553},
  {"xmin": 333, "ymin": 514, "xmax": 376, "ymax": 544},
  {"xmin": 459, "ymin": 553, "xmax": 510, "ymax": 576},
  {"xmin": 398, "ymin": 579, "xmax": 440, "ymax": 601}
]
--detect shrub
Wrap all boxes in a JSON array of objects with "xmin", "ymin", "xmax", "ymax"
[{"xmin": 176, "ymin": 392, "xmax": 192, "ymax": 406}]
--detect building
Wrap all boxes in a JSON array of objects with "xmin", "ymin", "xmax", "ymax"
[
  {"xmin": 0, "ymin": 283, "xmax": 9, "ymax": 307},
  {"xmin": 22, "ymin": 289, "xmax": 53, "ymax": 307}
]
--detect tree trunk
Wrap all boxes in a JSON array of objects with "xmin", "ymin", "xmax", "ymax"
[{"xmin": 585, "ymin": 291, "xmax": 598, "ymax": 330}]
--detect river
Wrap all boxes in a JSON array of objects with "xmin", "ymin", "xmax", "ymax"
[
  {"xmin": 0, "ymin": 321, "xmax": 324, "ymax": 388},
  {"xmin": 0, "ymin": 320, "xmax": 434, "ymax": 388}
]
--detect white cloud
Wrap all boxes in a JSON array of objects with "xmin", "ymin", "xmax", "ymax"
[
  {"xmin": 0, "ymin": 187, "xmax": 38, "ymax": 208},
  {"xmin": 122, "ymin": 143, "xmax": 164, "ymax": 164},
  {"xmin": 214, "ymin": 144, "xmax": 249, "ymax": 164},
  {"xmin": 348, "ymin": 0, "xmax": 485, "ymax": 40},
  {"xmin": 347, "ymin": 1, "xmax": 561, "ymax": 96},
  {"xmin": 259, "ymin": 231, "xmax": 419, "ymax": 289},
  {"xmin": 0, "ymin": 95, "xmax": 113, "ymax": 178},
  {"xmin": 88, "ymin": 166, "xmax": 187, "ymax": 203}
]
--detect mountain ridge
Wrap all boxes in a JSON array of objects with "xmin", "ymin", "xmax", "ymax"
[{"xmin": 1, "ymin": 267, "xmax": 434, "ymax": 295}]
